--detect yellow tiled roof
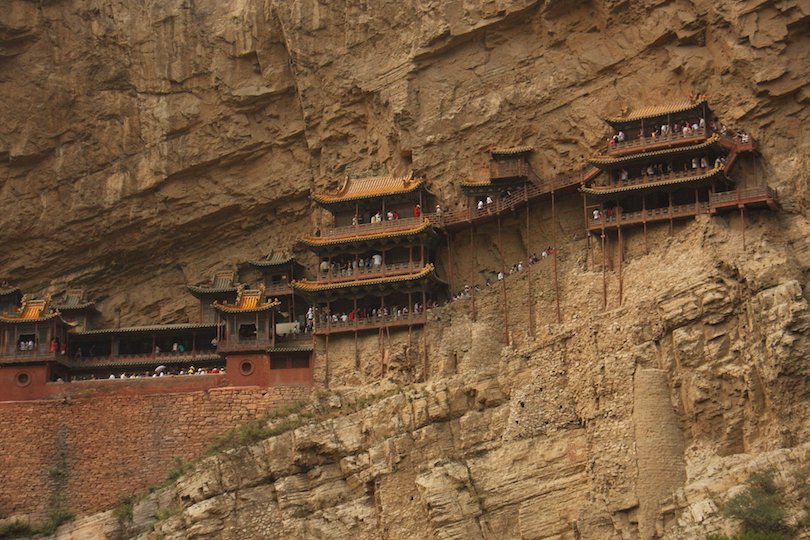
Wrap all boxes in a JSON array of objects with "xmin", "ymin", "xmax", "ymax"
[
  {"xmin": 0, "ymin": 296, "xmax": 60, "ymax": 323},
  {"xmin": 290, "ymin": 264, "xmax": 436, "ymax": 292},
  {"xmin": 580, "ymin": 165, "xmax": 725, "ymax": 196},
  {"xmin": 491, "ymin": 145, "xmax": 533, "ymax": 156},
  {"xmin": 212, "ymin": 288, "xmax": 279, "ymax": 314},
  {"xmin": 603, "ymin": 99, "xmax": 708, "ymax": 125},
  {"xmin": 301, "ymin": 220, "xmax": 432, "ymax": 247},
  {"xmin": 313, "ymin": 172, "xmax": 424, "ymax": 204}
]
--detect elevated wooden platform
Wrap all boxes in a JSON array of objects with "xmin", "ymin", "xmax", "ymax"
[
  {"xmin": 314, "ymin": 313, "xmax": 426, "ymax": 336},
  {"xmin": 586, "ymin": 187, "xmax": 778, "ymax": 232}
]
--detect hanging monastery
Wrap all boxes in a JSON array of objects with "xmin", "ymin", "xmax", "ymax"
[{"xmin": 0, "ymin": 99, "xmax": 777, "ymax": 401}]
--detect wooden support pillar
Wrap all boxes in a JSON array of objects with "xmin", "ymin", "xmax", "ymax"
[
  {"xmin": 271, "ymin": 309, "xmax": 276, "ymax": 349},
  {"xmin": 552, "ymin": 190, "xmax": 561, "ymax": 324},
  {"xmin": 497, "ymin": 214, "xmax": 510, "ymax": 345},
  {"xmin": 526, "ymin": 199, "xmax": 535, "ymax": 337},
  {"xmin": 446, "ymin": 233, "xmax": 455, "ymax": 293},
  {"xmin": 470, "ymin": 224, "xmax": 476, "ymax": 321},
  {"xmin": 583, "ymin": 194, "xmax": 591, "ymax": 271},
  {"xmin": 325, "ymin": 333, "xmax": 330, "ymax": 389},
  {"xmin": 601, "ymin": 230, "xmax": 607, "ymax": 310},
  {"xmin": 740, "ymin": 205, "xmax": 746, "ymax": 250},
  {"xmin": 642, "ymin": 194, "xmax": 648, "ymax": 254},
  {"xmin": 668, "ymin": 191, "xmax": 674, "ymax": 235},
  {"xmin": 618, "ymin": 227, "xmax": 624, "ymax": 306}
]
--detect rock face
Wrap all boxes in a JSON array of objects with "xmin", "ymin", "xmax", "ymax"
[{"xmin": 1, "ymin": 0, "xmax": 810, "ymax": 538}]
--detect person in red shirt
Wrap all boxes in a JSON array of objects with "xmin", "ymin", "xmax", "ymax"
[{"xmin": 413, "ymin": 204, "xmax": 421, "ymax": 217}]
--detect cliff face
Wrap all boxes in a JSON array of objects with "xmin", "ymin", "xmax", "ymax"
[
  {"xmin": 2, "ymin": 0, "xmax": 810, "ymax": 538},
  {"xmin": 1, "ymin": 0, "xmax": 808, "ymax": 322}
]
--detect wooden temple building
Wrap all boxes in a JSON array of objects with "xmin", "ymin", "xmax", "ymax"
[
  {"xmin": 0, "ymin": 99, "xmax": 781, "ymax": 400},
  {"xmin": 582, "ymin": 99, "xmax": 777, "ymax": 234},
  {"xmin": 292, "ymin": 173, "xmax": 447, "ymax": 335}
]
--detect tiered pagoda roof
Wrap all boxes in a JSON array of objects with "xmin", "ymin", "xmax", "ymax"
[
  {"xmin": 312, "ymin": 172, "xmax": 425, "ymax": 208},
  {"xmin": 0, "ymin": 284, "xmax": 21, "ymax": 298},
  {"xmin": 0, "ymin": 296, "xmax": 61, "ymax": 324},
  {"xmin": 52, "ymin": 289, "xmax": 95, "ymax": 312},
  {"xmin": 187, "ymin": 271, "xmax": 239, "ymax": 298},
  {"xmin": 248, "ymin": 254, "xmax": 302, "ymax": 270},
  {"xmin": 581, "ymin": 164, "xmax": 726, "ymax": 198},
  {"xmin": 603, "ymin": 99, "xmax": 710, "ymax": 128},
  {"xmin": 588, "ymin": 134, "xmax": 723, "ymax": 169},
  {"xmin": 491, "ymin": 145, "xmax": 533, "ymax": 157},
  {"xmin": 72, "ymin": 322, "xmax": 220, "ymax": 336},
  {"xmin": 290, "ymin": 264, "xmax": 444, "ymax": 301},
  {"xmin": 212, "ymin": 287, "xmax": 279, "ymax": 314}
]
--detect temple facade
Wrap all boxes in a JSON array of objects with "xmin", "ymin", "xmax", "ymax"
[
  {"xmin": 582, "ymin": 99, "xmax": 777, "ymax": 233},
  {"xmin": 292, "ymin": 173, "xmax": 447, "ymax": 335}
]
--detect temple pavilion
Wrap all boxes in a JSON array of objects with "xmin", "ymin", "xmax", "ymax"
[
  {"xmin": 248, "ymin": 254, "xmax": 307, "ymax": 333},
  {"xmin": 461, "ymin": 146, "xmax": 535, "ymax": 208},
  {"xmin": 187, "ymin": 270, "xmax": 239, "ymax": 323},
  {"xmin": 582, "ymin": 99, "xmax": 777, "ymax": 233},
  {"xmin": 0, "ymin": 295, "xmax": 72, "ymax": 393},
  {"xmin": 292, "ymin": 172, "xmax": 447, "ymax": 335}
]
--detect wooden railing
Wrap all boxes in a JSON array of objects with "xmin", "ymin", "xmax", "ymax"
[
  {"xmin": 317, "ymin": 261, "xmax": 423, "ymax": 283},
  {"xmin": 62, "ymin": 350, "xmax": 219, "ymax": 367},
  {"xmin": 0, "ymin": 348, "xmax": 59, "ymax": 364},
  {"xmin": 315, "ymin": 312, "xmax": 427, "ymax": 335},
  {"xmin": 264, "ymin": 283, "xmax": 293, "ymax": 297},
  {"xmin": 490, "ymin": 159, "xmax": 529, "ymax": 179},
  {"xmin": 607, "ymin": 128, "xmax": 708, "ymax": 153},
  {"xmin": 217, "ymin": 337, "xmax": 275, "ymax": 352},
  {"xmin": 709, "ymin": 186, "xmax": 777, "ymax": 208},
  {"xmin": 317, "ymin": 216, "xmax": 426, "ymax": 239},
  {"xmin": 427, "ymin": 167, "xmax": 590, "ymax": 229},
  {"xmin": 586, "ymin": 187, "xmax": 777, "ymax": 231}
]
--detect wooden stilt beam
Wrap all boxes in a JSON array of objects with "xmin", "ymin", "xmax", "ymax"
[
  {"xmin": 446, "ymin": 233, "xmax": 454, "ymax": 294},
  {"xmin": 552, "ymin": 190, "xmax": 561, "ymax": 323},
  {"xmin": 642, "ymin": 194, "xmax": 648, "ymax": 255},
  {"xmin": 740, "ymin": 205, "xmax": 746, "ymax": 250},
  {"xmin": 470, "ymin": 224, "xmax": 476, "ymax": 321},
  {"xmin": 526, "ymin": 199, "xmax": 535, "ymax": 337},
  {"xmin": 601, "ymin": 230, "xmax": 607, "ymax": 310},
  {"xmin": 497, "ymin": 214, "xmax": 510, "ymax": 345},
  {"xmin": 618, "ymin": 227, "xmax": 624, "ymax": 306}
]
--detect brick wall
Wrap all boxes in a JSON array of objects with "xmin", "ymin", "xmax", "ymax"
[{"xmin": 0, "ymin": 384, "xmax": 311, "ymax": 519}]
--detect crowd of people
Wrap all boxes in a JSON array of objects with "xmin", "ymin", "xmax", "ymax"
[
  {"xmin": 450, "ymin": 247, "xmax": 554, "ymax": 300},
  {"xmin": 64, "ymin": 366, "xmax": 226, "ymax": 382},
  {"xmin": 310, "ymin": 300, "xmax": 435, "ymax": 326},
  {"xmin": 319, "ymin": 254, "xmax": 390, "ymax": 277}
]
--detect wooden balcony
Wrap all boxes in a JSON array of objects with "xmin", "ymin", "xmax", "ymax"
[
  {"xmin": 0, "ymin": 347, "xmax": 59, "ymax": 365},
  {"xmin": 314, "ymin": 312, "xmax": 427, "ymax": 335},
  {"xmin": 490, "ymin": 159, "xmax": 529, "ymax": 180},
  {"xmin": 216, "ymin": 337, "xmax": 275, "ymax": 353},
  {"xmin": 318, "ymin": 216, "xmax": 425, "ymax": 240},
  {"xmin": 584, "ymin": 166, "xmax": 719, "ymax": 195},
  {"xmin": 61, "ymin": 351, "xmax": 220, "ymax": 369},
  {"xmin": 585, "ymin": 187, "xmax": 777, "ymax": 231},
  {"xmin": 607, "ymin": 128, "xmax": 708, "ymax": 155},
  {"xmin": 317, "ymin": 262, "xmax": 424, "ymax": 284},
  {"xmin": 264, "ymin": 283, "xmax": 293, "ymax": 297}
]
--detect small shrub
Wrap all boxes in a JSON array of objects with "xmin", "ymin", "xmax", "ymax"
[
  {"xmin": 720, "ymin": 469, "xmax": 793, "ymax": 539},
  {"xmin": 0, "ymin": 521, "xmax": 34, "ymax": 539},
  {"xmin": 114, "ymin": 495, "xmax": 135, "ymax": 523}
]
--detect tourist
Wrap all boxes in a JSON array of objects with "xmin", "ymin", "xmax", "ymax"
[
  {"xmin": 211, "ymin": 337, "xmax": 218, "ymax": 347},
  {"xmin": 497, "ymin": 271, "xmax": 504, "ymax": 281},
  {"xmin": 617, "ymin": 130, "xmax": 625, "ymax": 142},
  {"xmin": 692, "ymin": 157, "xmax": 699, "ymax": 170},
  {"xmin": 714, "ymin": 156, "xmax": 723, "ymax": 168},
  {"xmin": 372, "ymin": 253, "xmax": 382, "ymax": 268},
  {"xmin": 320, "ymin": 259, "xmax": 329, "ymax": 274},
  {"xmin": 392, "ymin": 210, "xmax": 400, "ymax": 220},
  {"xmin": 387, "ymin": 211, "xmax": 394, "ymax": 221},
  {"xmin": 435, "ymin": 204, "xmax": 442, "ymax": 216},
  {"xmin": 620, "ymin": 169, "xmax": 629, "ymax": 181},
  {"xmin": 486, "ymin": 196, "xmax": 494, "ymax": 205},
  {"xmin": 172, "ymin": 342, "xmax": 178, "ymax": 353},
  {"xmin": 592, "ymin": 208, "xmax": 600, "ymax": 221},
  {"xmin": 700, "ymin": 156, "xmax": 709, "ymax": 169},
  {"xmin": 477, "ymin": 200, "xmax": 485, "ymax": 210},
  {"xmin": 352, "ymin": 215, "xmax": 358, "ymax": 225},
  {"xmin": 413, "ymin": 204, "xmax": 421, "ymax": 217}
]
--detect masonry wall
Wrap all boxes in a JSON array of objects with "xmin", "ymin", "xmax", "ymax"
[{"xmin": 0, "ymin": 384, "xmax": 311, "ymax": 519}]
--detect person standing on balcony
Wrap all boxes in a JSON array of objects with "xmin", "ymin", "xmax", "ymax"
[
  {"xmin": 413, "ymin": 204, "xmax": 421, "ymax": 217},
  {"xmin": 477, "ymin": 199, "xmax": 485, "ymax": 210},
  {"xmin": 372, "ymin": 253, "xmax": 383, "ymax": 268}
]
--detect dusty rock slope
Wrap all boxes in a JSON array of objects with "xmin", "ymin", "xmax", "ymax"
[{"xmin": 1, "ymin": 0, "xmax": 809, "ymax": 538}]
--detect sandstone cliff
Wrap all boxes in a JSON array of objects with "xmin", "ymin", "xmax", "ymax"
[{"xmin": 1, "ymin": 0, "xmax": 809, "ymax": 538}]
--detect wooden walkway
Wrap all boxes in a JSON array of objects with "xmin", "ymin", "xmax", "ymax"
[
  {"xmin": 586, "ymin": 187, "xmax": 778, "ymax": 232},
  {"xmin": 428, "ymin": 166, "xmax": 600, "ymax": 231},
  {"xmin": 314, "ymin": 313, "xmax": 426, "ymax": 335}
]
